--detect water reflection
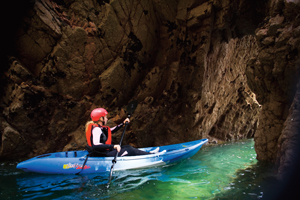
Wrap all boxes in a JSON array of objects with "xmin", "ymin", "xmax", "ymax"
[
  {"xmin": 15, "ymin": 165, "xmax": 168, "ymax": 199},
  {"xmin": 17, "ymin": 173, "xmax": 95, "ymax": 199}
]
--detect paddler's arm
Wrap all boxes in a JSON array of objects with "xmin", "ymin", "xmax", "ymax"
[
  {"xmin": 111, "ymin": 118, "xmax": 130, "ymax": 133},
  {"xmin": 110, "ymin": 123, "xmax": 124, "ymax": 133}
]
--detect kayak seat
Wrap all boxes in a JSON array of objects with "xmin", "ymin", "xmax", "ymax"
[
  {"xmin": 167, "ymin": 149, "xmax": 176, "ymax": 152},
  {"xmin": 36, "ymin": 154, "xmax": 51, "ymax": 158},
  {"xmin": 89, "ymin": 152, "xmax": 106, "ymax": 157}
]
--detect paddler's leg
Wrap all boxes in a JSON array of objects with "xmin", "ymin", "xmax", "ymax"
[{"xmin": 120, "ymin": 145, "xmax": 151, "ymax": 156}]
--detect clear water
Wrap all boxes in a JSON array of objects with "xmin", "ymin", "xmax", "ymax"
[{"xmin": 1, "ymin": 139, "xmax": 273, "ymax": 200}]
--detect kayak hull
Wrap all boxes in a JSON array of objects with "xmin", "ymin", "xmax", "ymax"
[{"xmin": 17, "ymin": 139, "xmax": 208, "ymax": 174}]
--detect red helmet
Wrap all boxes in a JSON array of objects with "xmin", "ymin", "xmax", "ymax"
[{"xmin": 91, "ymin": 108, "xmax": 108, "ymax": 121}]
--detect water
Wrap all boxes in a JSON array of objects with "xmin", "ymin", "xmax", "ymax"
[{"xmin": 0, "ymin": 139, "xmax": 275, "ymax": 200}]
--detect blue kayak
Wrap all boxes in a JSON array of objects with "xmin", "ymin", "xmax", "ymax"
[{"xmin": 16, "ymin": 139, "xmax": 208, "ymax": 174}]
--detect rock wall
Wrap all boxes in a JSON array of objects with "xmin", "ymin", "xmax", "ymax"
[
  {"xmin": 246, "ymin": 0, "xmax": 300, "ymax": 162},
  {"xmin": 276, "ymin": 80, "xmax": 300, "ymax": 180},
  {"xmin": 0, "ymin": 0, "xmax": 299, "ymax": 180}
]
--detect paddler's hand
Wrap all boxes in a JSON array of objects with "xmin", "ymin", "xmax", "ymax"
[
  {"xmin": 123, "ymin": 118, "xmax": 130, "ymax": 124},
  {"xmin": 114, "ymin": 145, "xmax": 121, "ymax": 152}
]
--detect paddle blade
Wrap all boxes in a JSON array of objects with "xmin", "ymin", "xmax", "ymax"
[
  {"xmin": 126, "ymin": 100, "xmax": 138, "ymax": 116},
  {"xmin": 107, "ymin": 163, "xmax": 115, "ymax": 187}
]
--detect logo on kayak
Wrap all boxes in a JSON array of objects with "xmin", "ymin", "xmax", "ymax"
[{"xmin": 63, "ymin": 163, "xmax": 91, "ymax": 170}]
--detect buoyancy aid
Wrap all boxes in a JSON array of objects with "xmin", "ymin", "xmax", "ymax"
[{"xmin": 86, "ymin": 123, "xmax": 112, "ymax": 147}]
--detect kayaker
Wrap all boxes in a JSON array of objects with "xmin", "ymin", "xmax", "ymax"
[{"xmin": 85, "ymin": 108, "xmax": 159, "ymax": 157}]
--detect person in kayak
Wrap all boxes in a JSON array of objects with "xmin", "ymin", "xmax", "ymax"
[{"xmin": 85, "ymin": 108, "xmax": 159, "ymax": 157}]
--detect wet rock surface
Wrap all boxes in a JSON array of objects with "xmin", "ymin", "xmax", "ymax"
[{"xmin": 0, "ymin": 0, "xmax": 299, "ymax": 179}]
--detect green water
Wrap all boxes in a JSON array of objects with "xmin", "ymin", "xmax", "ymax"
[{"xmin": 1, "ymin": 139, "xmax": 274, "ymax": 200}]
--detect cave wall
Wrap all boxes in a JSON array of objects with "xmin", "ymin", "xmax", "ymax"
[
  {"xmin": 276, "ymin": 80, "xmax": 300, "ymax": 181},
  {"xmin": 0, "ymin": 0, "xmax": 299, "ymax": 180},
  {"xmin": 246, "ymin": 0, "xmax": 300, "ymax": 162}
]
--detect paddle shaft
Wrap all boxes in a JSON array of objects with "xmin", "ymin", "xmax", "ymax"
[
  {"xmin": 107, "ymin": 101, "xmax": 137, "ymax": 186},
  {"xmin": 75, "ymin": 154, "xmax": 89, "ymax": 175},
  {"xmin": 108, "ymin": 121, "xmax": 129, "ymax": 185},
  {"xmin": 114, "ymin": 122, "xmax": 128, "ymax": 161}
]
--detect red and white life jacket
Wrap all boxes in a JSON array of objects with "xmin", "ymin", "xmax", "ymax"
[{"xmin": 86, "ymin": 123, "xmax": 112, "ymax": 146}]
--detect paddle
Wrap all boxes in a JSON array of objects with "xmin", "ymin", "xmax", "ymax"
[
  {"xmin": 75, "ymin": 154, "xmax": 89, "ymax": 175},
  {"xmin": 107, "ymin": 100, "xmax": 138, "ymax": 187}
]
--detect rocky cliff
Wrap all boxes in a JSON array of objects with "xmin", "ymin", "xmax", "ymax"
[
  {"xmin": 247, "ymin": 0, "xmax": 300, "ymax": 163},
  {"xmin": 0, "ymin": 0, "xmax": 299, "ymax": 178}
]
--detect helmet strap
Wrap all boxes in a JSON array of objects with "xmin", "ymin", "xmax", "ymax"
[{"xmin": 100, "ymin": 117, "xmax": 106, "ymax": 125}]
